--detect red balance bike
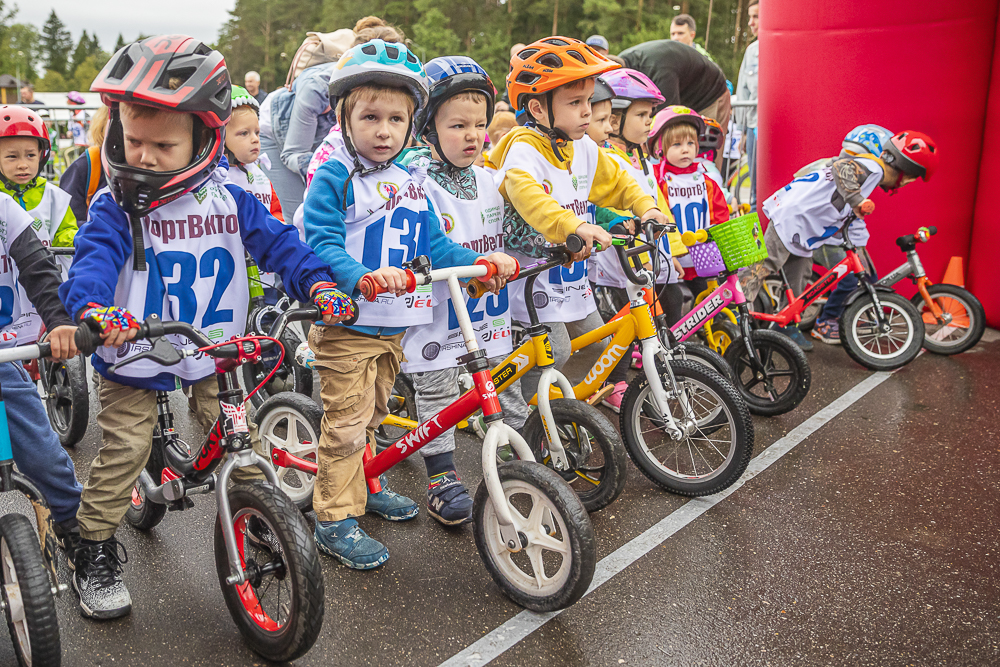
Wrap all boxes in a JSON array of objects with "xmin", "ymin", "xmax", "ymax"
[
  {"xmin": 274, "ymin": 255, "xmax": 597, "ymax": 612},
  {"xmin": 751, "ymin": 213, "xmax": 925, "ymax": 371}
]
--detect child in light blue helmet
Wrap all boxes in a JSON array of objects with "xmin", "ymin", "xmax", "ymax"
[{"xmin": 303, "ymin": 40, "xmax": 517, "ymax": 569}]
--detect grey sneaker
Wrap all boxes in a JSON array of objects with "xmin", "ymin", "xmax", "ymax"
[{"xmin": 72, "ymin": 538, "xmax": 132, "ymax": 620}]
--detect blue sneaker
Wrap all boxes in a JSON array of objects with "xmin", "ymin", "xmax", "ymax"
[
  {"xmin": 427, "ymin": 471, "xmax": 474, "ymax": 526},
  {"xmin": 779, "ymin": 324, "xmax": 814, "ymax": 352},
  {"xmin": 314, "ymin": 518, "xmax": 389, "ymax": 569},
  {"xmin": 366, "ymin": 475, "xmax": 419, "ymax": 521}
]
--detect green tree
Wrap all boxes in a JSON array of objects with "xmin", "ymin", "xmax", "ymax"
[
  {"xmin": 41, "ymin": 10, "xmax": 72, "ymax": 78},
  {"xmin": 35, "ymin": 69, "xmax": 67, "ymax": 92},
  {"xmin": 72, "ymin": 53, "xmax": 106, "ymax": 92},
  {"xmin": 411, "ymin": 0, "xmax": 461, "ymax": 61},
  {"xmin": 113, "ymin": 33, "xmax": 126, "ymax": 53}
]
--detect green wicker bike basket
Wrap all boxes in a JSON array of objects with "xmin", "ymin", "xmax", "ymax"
[{"xmin": 708, "ymin": 213, "xmax": 768, "ymax": 271}]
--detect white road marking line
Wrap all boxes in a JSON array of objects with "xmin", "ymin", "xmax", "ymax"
[{"xmin": 438, "ymin": 371, "xmax": 894, "ymax": 667}]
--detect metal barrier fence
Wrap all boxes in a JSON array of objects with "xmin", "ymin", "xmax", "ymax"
[
  {"xmin": 28, "ymin": 105, "xmax": 104, "ymax": 182},
  {"xmin": 722, "ymin": 99, "xmax": 757, "ymax": 210}
]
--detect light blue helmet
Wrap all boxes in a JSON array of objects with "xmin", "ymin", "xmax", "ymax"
[
  {"xmin": 843, "ymin": 124, "xmax": 893, "ymax": 157},
  {"xmin": 328, "ymin": 39, "xmax": 428, "ymax": 113}
]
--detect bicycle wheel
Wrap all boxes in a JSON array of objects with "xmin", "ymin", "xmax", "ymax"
[
  {"xmin": 705, "ymin": 318, "xmax": 739, "ymax": 356},
  {"xmin": 374, "ymin": 375, "xmax": 417, "ymax": 452},
  {"xmin": 39, "ymin": 353, "xmax": 89, "ymax": 447},
  {"xmin": 911, "ymin": 284, "xmax": 985, "ymax": 355},
  {"xmin": 0, "ymin": 514, "xmax": 61, "ymax": 667},
  {"xmin": 243, "ymin": 331, "xmax": 313, "ymax": 408},
  {"xmin": 472, "ymin": 461, "xmax": 595, "ymax": 612},
  {"xmin": 256, "ymin": 393, "xmax": 321, "ymax": 511},
  {"xmin": 672, "ymin": 342, "xmax": 733, "ymax": 383},
  {"xmin": 620, "ymin": 360, "xmax": 753, "ymax": 496},
  {"xmin": 125, "ymin": 428, "xmax": 167, "ymax": 531},
  {"xmin": 215, "ymin": 482, "xmax": 324, "ymax": 663},
  {"xmin": 725, "ymin": 329, "xmax": 811, "ymax": 416},
  {"xmin": 840, "ymin": 292, "xmax": 924, "ymax": 371},
  {"xmin": 521, "ymin": 399, "xmax": 627, "ymax": 512},
  {"xmin": 762, "ymin": 273, "xmax": 824, "ymax": 331}
]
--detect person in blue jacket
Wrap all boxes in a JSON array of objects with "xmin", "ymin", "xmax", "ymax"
[
  {"xmin": 60, "ymin": 36, "xmax": 354, "ymax": 621},
  {"xmin": 303, "ymin": 40, "xmax": 517, "ymax": 570}
]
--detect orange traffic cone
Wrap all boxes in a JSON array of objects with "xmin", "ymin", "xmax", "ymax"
[{"xmin": 941, "ymin": 256, "xmax": 965, "ymax": 287}]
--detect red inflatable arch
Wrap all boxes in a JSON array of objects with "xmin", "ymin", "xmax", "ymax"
[{"xmin": 757, "ymin": 0, "xmax": 1000, "ymax": 326}]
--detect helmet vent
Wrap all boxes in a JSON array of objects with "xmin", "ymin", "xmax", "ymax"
[
  {"xmin": 385, "ymin": 44, "xmax": 399, "ymax": 59},
  {"xmin": 361, "ymin": 44, "xmax": 377, "ymax": 56},
  {"xmin": 518, "ymin": 48, "xmax": 539, "ymax": 60},
  {"xmin": 110, "ymin": 55, "xmax": 134, "ymax": 80},
  {"xmin": 406, "ymin": 52, "xmax": 417, "ymax": 64},
  {"xmin": 515, "ymin": 72, "xmax": 541, "ymax": 86},
  {"xmin": 2, "ymin": 116, "xmax": 9, "ymax": 122},
  {"xmin": 566, "ymin": 50, "xmax": 586, "ymax": 64},
  {"xmin": 544, "ymin": 38, "xmax": 570, "ymax": 47},
  {"xmin": 537, "ymin": 54, "xmax": 563, "ymax": 69}
]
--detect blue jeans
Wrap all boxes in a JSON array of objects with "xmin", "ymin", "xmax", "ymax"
[
  {"xmin": 0, "ymin": 361, "xmax": 82, "ymax": 522},
  {"xmin": 816, "ymin": 247, "xmax": 877, "ymax": 324}
]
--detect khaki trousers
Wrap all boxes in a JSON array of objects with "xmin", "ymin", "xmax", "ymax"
[
  {"xmin": 78, "ymin": 376, "xmax": 264, "ymax": 541},
  {"xmin": 308, "ymin": 325, "xmax": 404, "ymax": 522}
]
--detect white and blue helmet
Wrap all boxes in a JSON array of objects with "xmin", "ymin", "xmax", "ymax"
[
  {"xmin": 328, "ymin": 39, "xmax": 429, "ymax": 113},
  {"xmin": 842, "ymin": 124, "xmax": 893, "ymax": 157}
]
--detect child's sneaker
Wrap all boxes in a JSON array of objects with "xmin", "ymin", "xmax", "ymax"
[
  {"xmin": 72, "ymin": 538, "xmax": 131, "ymax": 619},
  {"xmin": 811, "ymin": 319, "xmax": 840, "ymax": 344},
  {"xmin": 314, "ymin": 518, "xmax": 388, "ymax": 569},
  {"xmin": 601, "ymin": 381, "xmax": 629, "ymax": 413},
  {"xmin": 471, "ymin": 414, "xmax": 488, "ymax": 440},
  {"xmin": 427, "ymin": 471, "xmax": 473, "ymax": 525},
  {"xmin": 778, "ymin": 324, "xmax": 814, "ymax": 352},
  {"xmin": 366, "ymin": 475, "xmax": 419, "ymax": 521}
]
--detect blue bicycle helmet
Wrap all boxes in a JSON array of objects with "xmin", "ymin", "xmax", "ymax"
[
  {"xmin": 416, "ymin": 56, "xmax": 496, "ymax": 167},
  {"xmin": 843, "ymin": 124, "xmax": 892, "ymax": 157}
]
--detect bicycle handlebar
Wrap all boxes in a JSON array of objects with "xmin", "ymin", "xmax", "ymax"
[{"xmin": 360, "ymin": 257, "xmax": 520, "ymax": 302}]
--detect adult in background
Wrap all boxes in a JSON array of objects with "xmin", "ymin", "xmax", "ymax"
[
  {"xmin": 244, "ymin": 71, "xmax": 267, "ymax": 104},
  {"xmin": 258, "ymin": 24, "xmax": 358, "ymax": 215},
  {"xmin": 619, "ymin": 38, "xmax": 730, "ymax": 166},
  {"xmin": 57, "ymin": 105, "xmax": 109, "ymax": 223},
  {"xmin": 586, "ymin": 35, "xmax": 610, "ymax": 57},
  {"xmin": 670, "ymin": 14, "xmax": 715, "ymax": 62},
  {"xmin": 736, "ymin": 0, "xmax": 759, "ymax": 209},
  {"xmin": 20, "ymin": 84, "xmax": 42, "ymax": 106}
]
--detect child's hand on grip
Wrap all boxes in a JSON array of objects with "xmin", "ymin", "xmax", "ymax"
[
  {"xmin": 478, "ymin": 253, "xmax": 518, "ymax": 295},
  {"xmin": 853, "ymin": 199, "xmax": 875, "ymax": 218},
  {"xmin": 364, "ymin": 267, "xmax": 411, "ymax": 297},
  {"xmin": 572, "ymin": 223, "xmax": 612, "ymax": 264},
  {"xmin": 640, "ymin": 208, "xmax": 674, "ymax": 237}
]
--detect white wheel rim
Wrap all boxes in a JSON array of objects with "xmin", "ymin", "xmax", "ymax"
[
  {"xmin": 632, "ymin": 377, "xmax": 736, "ymax": 482},
  {"xmin": 850, "ymin": 300, "xmax": 915, "ymax": 359},
  {"xmin": 258, "ymin": 407, "xmax": 318, "ymax": 504},
  {"xmin": 482, "ymin": 479, "xmax": 572, "ymax": 597},
  {"xmin": 1, "ymin": 538, "xmax": 31, "ymax": 664}
]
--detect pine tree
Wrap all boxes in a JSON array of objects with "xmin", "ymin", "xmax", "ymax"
[
  {"xmin": 113, "ymin": 33, "xmax": 126, "ymax": 53},
  {"xmin": 70, "ymin": 30, "xmax": 92, "ymax": 78},
  {"xmin": 41, "ymin": 10, "xmax": 73, "ymax": 78}
]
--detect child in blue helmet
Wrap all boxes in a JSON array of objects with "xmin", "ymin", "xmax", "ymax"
[
  {"xmin": 303, "ymin": 41, "xmax": 518, "ymax": 567},
  {"xmin": 396, "ymin": 56, "xmax": 530, "ymax": 526}
]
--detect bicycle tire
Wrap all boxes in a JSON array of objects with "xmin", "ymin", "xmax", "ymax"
[
  {"xmin": 840, "ymin": 292, "xmax": 924, "ymax": 371},
  {"xmin": 256, "ymin": 393, "xmax": 322, "ymax": 512},
  {"xmin": 472, "ymin": 461, "xmax": 595, "ymax": 612},
  {"xmin": 215, "ymin": 482, "xmax": 324, "ymax": 662},
  {"xmin": 706, "ymin": 319, "xmax": 739, "ymax": 356},
  {"xmin": 521, "ymin": 398, "xmax": 627, "ymax": 512},
  {"xmin": 243, "ymin": 331, "xmax": 313, "ymax": 408},
  {"xmin": 374, "ymin": 375, "xmax": 417, "ymax": 452},
  {"xmin": 725, "ymin": 329, "xmax": 811, "ymax": 416},
  {"xmin": 672, "ymin": 342, "xmax": 733, "ymax": 383},
  {"xmin": 124, "ymin": 428, "xmax": 167, "ymax": 531},
  {"xmin": 911, "ymin": 284, "xmax": 985, "ymax": 355},
  {"xmin": 39, "ymin": 353, "xmax": 89, "ymax": 447},
  {"xmin": 0, "ymin": 513, "xmax": 61, "ymax": 667},
  {"xmin": 620, "ymin": 359, "xmax": 753, "ymax": 496}
]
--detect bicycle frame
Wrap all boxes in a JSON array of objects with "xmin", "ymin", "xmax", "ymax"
[
  {"xmin": 876, "ymin": 237, "xmax": 950, "ymax": 325},
  {"xmin": 753, "ymin": 250, "xmax": 866, "ymax": 327}
]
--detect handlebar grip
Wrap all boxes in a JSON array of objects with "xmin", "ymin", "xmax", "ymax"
[
  {"xmin": 74, "ymin": 320, "xmax": 104, "ymax": 356},
  {"xmin": 927, "ymin": 226, "xmax": 937, "ymax": 236},
  {"xmin": 466, "ymin": 280, "xmax": 490, "ymax": 299},
  {"xmin": 565, "ymin": 234, "xmax": 584, "ymax": 255},
  {"xmin": 474, "ymin": 257, "xmax": 497, "ymax": 281},
  {"xmin": 859, "ymin": 199, "xmax": 875, "ymax": 215},
  {"xmin": 358, "ymin": 271, "xmax": 417, "ymax": 301}
]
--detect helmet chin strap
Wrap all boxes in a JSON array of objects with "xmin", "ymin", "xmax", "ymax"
[
  {"xmin": 0, "ymin": 174, "xmax": 37, "ymax": 199},
  {"xmin": 524, "ymin": 92, "xmax": 571, "ymax": 162},
  {"xmin": 341, "ymin": 117, "xmax": 408, "ymax": 201},
  {"xmin": 610, "ymin": 107, "xmax": 649, "ymax": 174}
]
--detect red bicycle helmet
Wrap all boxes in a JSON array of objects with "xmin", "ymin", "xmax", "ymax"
[
  {"xmin": 92, "ymin": 35, "xmax": 231, "ymax": 223},
  {"xmin": 882, "ymin": 130, "xmax": 938, "ymax": 182},
  {"xmin": 698, "ymin": 116, "xmax": 725, "ymax": 159},
  {"xmin": 0, "ymin": 105, "xmax": 52, "ymax": 189}
]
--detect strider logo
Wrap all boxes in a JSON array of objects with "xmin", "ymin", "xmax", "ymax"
[{"xmin": 675, "ymin": 293, "xmax": 726, "ymax": 339}]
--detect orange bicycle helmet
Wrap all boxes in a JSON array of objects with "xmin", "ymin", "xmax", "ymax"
[{"xmin": 507, "ymin": 37, "xmax": 619, "ymax": 158}]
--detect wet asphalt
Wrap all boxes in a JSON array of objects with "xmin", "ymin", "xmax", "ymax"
[{"xmin": 0, "ymin": 329, "xmax": 997, "ymax": 666}]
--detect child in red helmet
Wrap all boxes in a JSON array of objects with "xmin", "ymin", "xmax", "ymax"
[
  {"xmin": 60, "ymin": 35, "xmax": 351, "ymax": 620},
  {"xmin": 0, "ymin": 105, "xmax": 78, "ymax": 342},
  {"xmin": 744, "ymin": 130, "xmax": 938, "ymax": 348}
]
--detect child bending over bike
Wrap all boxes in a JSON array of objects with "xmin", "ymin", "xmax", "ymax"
[
  {"xmin": 743, "ymin": 129, "xmax": 938, "ymax": 347},
  {"xmin": 395, "ymin": 56, "xmax": 531, "ymax": 526},
  {"xmin": 648, "ymin": 107, "xmax": 729, "ymax": 327},
  {"xmin": 486, "ymin": 37, "xmax": 671, "ymax": 404},
  {"xmin": 0, "ymin": 188, "xmax": 82, "ymax": 573},
  {"xmin": 60, "ymin": 36, "xmax": 348, "ymax": 620},
  {"xmin": 303, "ymin": 40, "xmax": 516, "ymax": 568}
]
